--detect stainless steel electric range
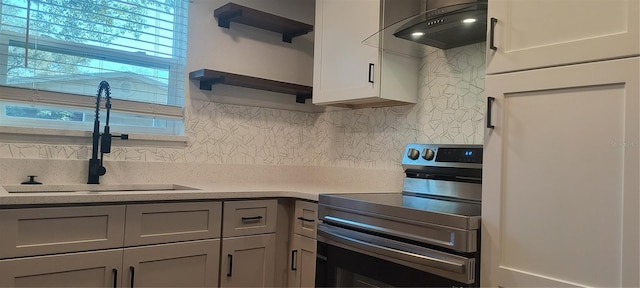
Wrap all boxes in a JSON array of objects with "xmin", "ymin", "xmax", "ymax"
[{"xmin": 316, "ymin": 143, "xmax": 482, "ymax": 287}]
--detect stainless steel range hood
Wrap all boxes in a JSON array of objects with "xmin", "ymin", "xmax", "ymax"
[{"xmin": 364, "ymin": 0, "xmax": 487, "ymax": 56}]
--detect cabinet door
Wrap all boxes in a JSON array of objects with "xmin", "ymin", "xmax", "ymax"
[
  {"xmin": 122, "ymin": 239, "xmax": 220, "ymax": 288},
  {"xmin": 287, "ymin": 234, "xmax": 317, "ymax": 288},
  {"xmin": 482, "ymin": 57, "xmax": 639, "ymax": 287},
  {"xmin": 486, "ymin": 0, "xmax": 639, "ymax": 75},
  {"xmin": 312, "ymin": 0, "xmax": 381, "ymax": 104},
  {"xmin": 0, "ymin": 249, "xmax": 123, "ymax": 287},
  {"xmin": 220, "ymin": 234, "xmax": 276, "ymax": 287}
]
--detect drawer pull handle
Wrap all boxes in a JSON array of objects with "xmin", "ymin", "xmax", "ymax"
[
  {"xmin": 241, "ymin": 216, "xmax": 263, "ymax": 222},
  {"xmin": 129, "ymin": 266, "xmax": 135, "ymax": 288},
  {"xmin": 112, "ymin": 268, "xmax": 118, "ymax": 288},
  {"xmin": 291, "ymin": 250, "xmax": 298, "ymax": 271},
  {"xmin": 297, "ymin": 217, "xmax": 315, "ymax": 223},
  {"xmin": 486, "ymin": 96, "xmax": 495, "ymax": 129},
  {"xmin": 227, "ymin": 254, "xmax": 233, "ymax": 277},
  {"xmin": 490, "ymin": 17, "xmax": 498, "ymax": 51},
  {"xmin": 368, "ymin": 63, "xmax": 375, "ymax": 83}
]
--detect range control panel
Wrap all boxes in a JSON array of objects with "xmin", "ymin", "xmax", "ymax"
[{"xmin": 402, "ymin": 144, "xmax": 483, "ymax": 169}]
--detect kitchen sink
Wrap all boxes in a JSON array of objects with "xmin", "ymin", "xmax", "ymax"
[{"xmin": 3, "ymin": 183, "xmax": 199, "ymax": 193}]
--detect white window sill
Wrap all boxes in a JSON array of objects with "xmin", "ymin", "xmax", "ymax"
[{"xmin": 0, "ymin": 126, "xmax": 189, "ymax": 148}]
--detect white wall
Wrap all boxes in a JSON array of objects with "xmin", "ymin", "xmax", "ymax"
[{"xmin": 187, "ymin": 0, "xmax": 315, "ymax": 86}]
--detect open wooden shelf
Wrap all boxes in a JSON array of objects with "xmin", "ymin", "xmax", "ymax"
[
  {"xmin": 189, "ymin": 69, "xmax": 313, "ymax": 103},
  {"xmin": 214, "ymin": 2, "xmax": 313, "ymax": 43}
]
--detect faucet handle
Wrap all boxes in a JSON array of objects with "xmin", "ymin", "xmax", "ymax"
[
  {"xmin": 101, "ymin": 133, "xmax": 112, "ymax": 154},
  {"xmin": 101, "ymin": 133, "xmax": 128, "ymax": 155}
]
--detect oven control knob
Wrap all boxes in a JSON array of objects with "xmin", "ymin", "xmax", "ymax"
[
  {"xmin": 407, "ymin": 148, "xmax": 420, "ymax": 160},
  {"xmin": 422, "ymin": 148, "xmax": 435, "ymax": 161}
]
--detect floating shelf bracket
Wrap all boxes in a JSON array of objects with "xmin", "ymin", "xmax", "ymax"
[
  {"xmin": 198, "ymin": 76, "xmax": 225, "ymax": 91},
  {"xmin": 295, "ymin": 93, "xmax": 312, "ymax": 104},
  {"xmin": 216, "ymin": 10, "xmax": 242, "ymax": 29}
]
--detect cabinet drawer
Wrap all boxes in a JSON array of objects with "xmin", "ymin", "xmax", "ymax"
[
  {"xmin": 223, "ymin": 200, "xmax": 277, "ymax": 237},
  {"xmin": 124, "ymin": 202, "xmax": 222, "ymax": 246},
  {"xmin": 293, "ymin": 200, "xmax": 317, "ymax": 239},
  {"xmin": 0, "ymin": 205, "xmax": 126, "ymax": 259}
]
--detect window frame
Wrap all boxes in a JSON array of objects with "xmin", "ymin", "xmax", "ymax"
[{"xmin": 0, "ymin": 0, "xmax": 189, "ymax": 137}]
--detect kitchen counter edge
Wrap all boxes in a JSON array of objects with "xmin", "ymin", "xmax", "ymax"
[{"xmin": 0, "ymin": 184, "xmax": 395, "ymax": 206}]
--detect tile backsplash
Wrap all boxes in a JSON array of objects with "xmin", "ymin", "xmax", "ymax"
[{"xmin": 0, "ymin": 43, "xmax": 485, "ymax": 172}]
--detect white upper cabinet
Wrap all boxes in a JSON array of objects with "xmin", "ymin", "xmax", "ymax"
[
  {"xmin": 486, "ymin": 0, "xmax": 640, "ymax": 75},
  {"xmin": 313, "ymin": 0, "xmax": 420, "ymax": 108}
]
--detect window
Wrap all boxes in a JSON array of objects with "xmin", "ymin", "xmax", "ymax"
[{"xmin": 0, "ymin": 0, "xmax": 188, "ymax": 136}]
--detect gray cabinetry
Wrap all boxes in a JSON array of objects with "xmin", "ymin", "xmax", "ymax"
[
  {"xmin": 220, "ymin": 233, "xmax": 276, "ymax": 287},
  {"xmin": 0, "ymin": 197, "xmax": 317, "ymax": 287},
  {"xmin": 0, "ymin": 201, "xmax": 223, "ymax": 288},
  {"xmin": 0, "ymin": 249, "xmax": 123, "ymax": 287},
  {"xmin": 123, "ymin": 239, "xmax": 220, "ymax": 287},
  {"xmin": 220, "ymin": 199, "xmax": 278, "ymax": 287},
  {"xmin": 0, "ymin": 205, "xmax": 125, "ymax": 259},
  {"xmin": 288, "ymin": 200, "xmax": 318, "ymax": 287},
  {"xmin": 124, "ymin": 202, "xmax": 222, "ymax": 246}
]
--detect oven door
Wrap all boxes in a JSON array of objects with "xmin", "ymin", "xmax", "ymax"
[{"xmin": 316, "ymin": 223, "xmax": 477, "ymax": 287}]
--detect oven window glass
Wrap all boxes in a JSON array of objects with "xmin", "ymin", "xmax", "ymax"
[{"xmin": 337, "ymin": 269, "xmax": 392, "ymax": 287}]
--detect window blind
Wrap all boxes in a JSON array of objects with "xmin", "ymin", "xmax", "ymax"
[{"xmin": 0, "ymin": 0, "xmax": 188, "ymax": 135}]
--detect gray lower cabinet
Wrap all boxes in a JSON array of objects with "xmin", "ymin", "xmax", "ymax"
[
  {"xmin": 220, "ymin": 199, "xmax": 278, "ymax": 287},
  {"xmin": 123, "ymin": 239, "xmax": 220, "ymax": 287},
  {"xmin": 220, "ymin": 234, "xmax": 276, "ymax": 287},
  {"xmin": 288, "ymin": 234, "xmax": 317, "ymax": 288},
  {"xmin": 0, "ymin": 199, "xmax": 310, "ymax": 288},
  {"xmin": 0, "ymin": 201, "xmax": 223, "ymax": 288},
  {"xmin": 0, "ymin": 240, "xmax": 221, "ymax": 288},
  {"xmin": 287, "ymin": 200, "xmax": 317, "ymax": 287},
  {"xmin": 0, "ymin": 249, "xmax": 123, "ymax": 287}
]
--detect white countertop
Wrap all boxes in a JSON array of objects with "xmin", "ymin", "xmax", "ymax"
[
  {"xmin": 0, "ymin": 161, "xmax": 405, "ymax": 206},
  {"xmin": 0, "ymin": 182, "xmax": 397, "ymax": 205}
]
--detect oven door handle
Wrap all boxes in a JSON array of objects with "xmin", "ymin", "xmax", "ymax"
[
  {"xmin": 322, "ymin": 215, "xmax": 470, "ymax": 251},
  {"xmin": 318, "ymin": 224, "xmax": 467, "ymax": 275}
]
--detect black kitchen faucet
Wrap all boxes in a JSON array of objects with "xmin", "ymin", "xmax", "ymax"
[{"xmin": 87, "ymin": 81, "xmax": 128, "ymax": 184}]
